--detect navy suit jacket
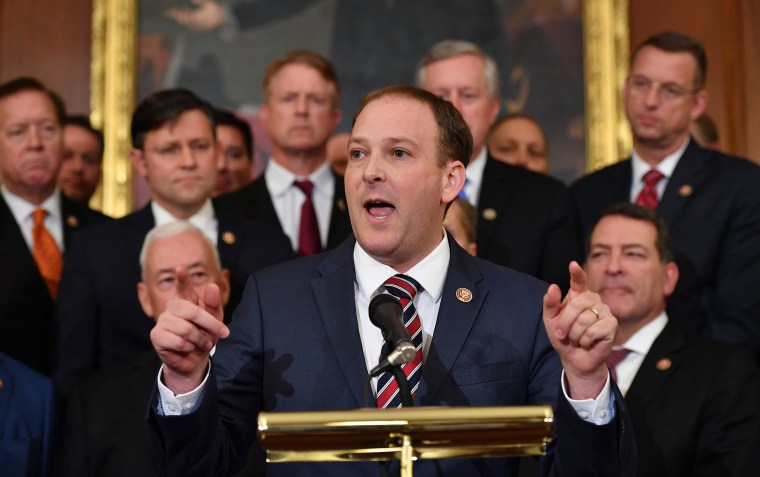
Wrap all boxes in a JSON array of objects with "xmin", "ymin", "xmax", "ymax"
[
  {"xmin": 54, "ymin": 202, "xmax": 293, "ymax": 395},
  {"xmin": 476, "ymin": 156, "xmax": 581, "ymax": 292},
  {"xmin": 624, "ymin": 320, "xmax": 760, "ymax": 476},
  {"xmin": 147, "ymin": 238, "xmax": 635, "ymax": 476},
  {"xmin": 0, "ymin": 353, "xmax": 55, "ymax": 477},
  {"xmin": 571, "ymin": 140, "xmax": 760, "ymax": 357},
  {"xmin": 0, "ymin": 193, "xmax": 109, "ymax": 374},
  {"xmin": 215, "ymin": 170, "xmax": 353, "ymax": 252}
]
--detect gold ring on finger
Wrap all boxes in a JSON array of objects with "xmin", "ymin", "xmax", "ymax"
[{"xmin": 590, "ymin": 308, "xmax": 600, "ymax": 320}]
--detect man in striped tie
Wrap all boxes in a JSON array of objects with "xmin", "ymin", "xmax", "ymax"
[{"xmin": 146, "ymin": 85, "xmax": 635, "ymax": 476}]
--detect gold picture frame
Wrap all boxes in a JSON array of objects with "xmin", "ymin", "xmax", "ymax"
[{"xmin": 90, "ymin": 0, "xmax": 630, "ymax": 218}]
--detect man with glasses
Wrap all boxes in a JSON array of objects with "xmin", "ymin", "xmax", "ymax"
[{"xmin": 571, "ymin": 31, "xmax": 760, "ymax": 360}]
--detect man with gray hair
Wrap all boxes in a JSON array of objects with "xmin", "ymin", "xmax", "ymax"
[
  {"xmin": 55, "ymin": 221, "xmax": 261, "ymax": 476},
  {"xmin": 416, "ymin": 40, "xmax": 581, "ymax": 291}
]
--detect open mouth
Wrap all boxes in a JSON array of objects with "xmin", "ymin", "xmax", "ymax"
[{"xmin": 365, "ymin": 200, "xmax": 395, "ymax": 218}]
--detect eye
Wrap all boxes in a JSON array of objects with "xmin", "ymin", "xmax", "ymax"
[
  {"xmin": 349, "ymin": 149, "xmax": 365, "ymax": 160},
  {"xmin": 392, "ymin": 149, "xmax": 408, "ymax": 158}
]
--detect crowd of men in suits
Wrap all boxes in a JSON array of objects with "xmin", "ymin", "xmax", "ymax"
[{"xmin": 1, "ymin": 30, "xmax": 759, "ymax": 477}]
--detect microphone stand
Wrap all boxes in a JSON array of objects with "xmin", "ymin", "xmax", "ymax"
[{"xmin": 390, "ymin": 366, "xmax": 413, "ymax": 407}]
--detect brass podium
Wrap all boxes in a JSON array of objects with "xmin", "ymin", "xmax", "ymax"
[{"xmin": 258, "ymin": 405, "xmax": 553, "ymax": 476}]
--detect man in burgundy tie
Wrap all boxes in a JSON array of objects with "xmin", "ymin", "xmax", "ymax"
[
  {"xmin": 571, "ymin": 31, "xmax": 760, "ymax": 360},
  {"xmin": 216, "ymin": 50, "xmax": 353, "ymax": 256},
  {"xmin": 146, "ymin": 85, "xmax": 635, "ymax": 476},
  {"xmin": 0, "ymin": 77, "xmax": 109, "ymax": 374},
  {"xmin": 584, "ymin": 202, "xmax": 760, "ymax": 476}
]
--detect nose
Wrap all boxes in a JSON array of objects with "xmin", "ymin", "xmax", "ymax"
[
  {"xmin": 180, "ymin": 145, "xmax": 198, "ymax": 168},
  {"xmin": 361, "ymin": 151, "xmax": 384, "ymax": 184},
  {"xmin": 644, "ymin": 84, "xmax": 660, "ymax": 108},
  {"xmin": 514, "ymin": 148, "xmax": 529, "ymax": 167},
  {"xmin": 447, "ymin": 93, "xmax": 463, "ymax": 114},
  {"xmin": 295, "ymin": 95, "xmax": 308, "ymax": 115},
  {"xmin": 26, "ymin": 125, "xmax": 43, "ymax": 149},
  {"xmin": 605, "ymin": 251, "xmax": 623, "ymax": 275}
]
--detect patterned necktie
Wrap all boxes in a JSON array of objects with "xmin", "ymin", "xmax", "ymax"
[
  {"xmin": 293, "ymin": 180, "xmax": 322, "ymax": 256},
  {"xmin": 376, "ymin": 274, "xmax": 424, "ymax": 409},
  {"xmin": 32, "ymin": 208, "xmax": 63, "ymax": 300},
  {"xmin": 607, "ymin": 348, "xmax": 632, "ymax": 381},
  {"xmin": 635, "ymin": 169, "xmax": 664, "ymax": 210}
]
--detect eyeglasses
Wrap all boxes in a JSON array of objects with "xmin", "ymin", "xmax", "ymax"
[{"xmin": 627, "ymin": 76, "xmax": 697, "ymax": 103}]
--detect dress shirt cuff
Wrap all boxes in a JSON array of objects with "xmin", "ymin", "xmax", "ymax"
[
  {"xmin": 561, "ymin": 370, "xmax": 614, "ymax": 425},
  {"xmin": 156, "ymin": 361, "xmax": 211, "ymax": 415}
]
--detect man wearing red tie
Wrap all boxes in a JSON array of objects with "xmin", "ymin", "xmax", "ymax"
[
  {"xmin": 0, "ymin": 78, "xmax": 108, "ymax": 374},
  {"xmin": 571, "ymin": 31, "xmax": 760, "ymax": 359},
  {"xmin": 585, "ymin": 203, "xmax": 760, "ymax": 476}
]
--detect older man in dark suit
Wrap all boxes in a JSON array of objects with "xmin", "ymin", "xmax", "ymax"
[
  {"xmin": 571, "ymin": 32, "xmax": 760, "ymax": 358},
  {"xmin": 585, "ymin": 203, "xmax": 760, "ymax": 476},
  {"xmin": 145, "ymin": 86, "xmax": 634, "ymax": 476},
  {"xmin": 416, "ymin": 40, "xmax": 581, "ymax": 292},
  {"xmin": 53, "ymin": 89, "xmax": 293, "ymax": 395},
  {"xmin": 0, "ymin": 77, "xmax": 109, "ymax": 375}
]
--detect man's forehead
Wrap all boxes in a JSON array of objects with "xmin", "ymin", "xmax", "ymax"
[
  {"xmin": 353, "ymin": 97, "xmax": 437, "ymax": 140},
  {"xmin": 146, "ymin": 112, "xmax": 213, "ymax": 143},
  {"xmin": 0, "ymin": 90, "xmax": 57, "ymax": 121},
  {"xmin": 592, "ymin": 216, "xmax": 657, "ymax": 244}
]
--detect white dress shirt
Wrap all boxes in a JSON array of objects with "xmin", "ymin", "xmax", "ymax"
[
  {"xmin": 630, "ymin": 138, "xmax": 689, "ymax": 202},
  {"xmin": 610, "ymin": 312, "xmax": 668, "ymax": 397},
  {"xmin": 461, "ymin": 147, "xmax": 487, "ymax": 207},
  {"xmin": 264, "ymin": 159, "xmax": 335, "ymax": 251},
  {"xmin": 158, "ymin": 230, "xmax": 612, "ymax": 424},
  {"xmin": 1, "ymin": 185, "xmax": 64, "ymax": 251},
  {"xmin": 150, "ymin": 199, "xmax": 218, "ymax": 246}
]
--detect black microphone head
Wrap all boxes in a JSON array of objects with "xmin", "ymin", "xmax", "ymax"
[
  {"xmin": 369, "ymin": 294, "xmax": 410, "ymax": 347},
  {"xmin": 369, "ymin": 294, "xmax": 402, "ymax": 327}
]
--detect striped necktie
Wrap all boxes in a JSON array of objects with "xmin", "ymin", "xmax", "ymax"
[
  {"xmin": 635, "ymin": 169, "xmax": 664, "ymax": 210},
  {"xmin": 375, "ymin": 274, "xmax": 423, "ymax": 408}
]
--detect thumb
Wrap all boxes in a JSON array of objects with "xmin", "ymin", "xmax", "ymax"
[
  {"xmin": 568, "ymin": 261, "xmax": 589, "ymax": 295},
  {"xmin": 174, "ymin": 266, "xmax": 199, "ymax": 304},
  {"xmin": 543, "ymin": 283, "xmax": 563, "ymax": 326},
  {"xmin": 200, "ymin": 283, "xmax": 224, "ymax": 322}
]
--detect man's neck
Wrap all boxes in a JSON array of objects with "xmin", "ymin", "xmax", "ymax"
[
  {"xmin": 152, "ymin": 198, "xmax": 205, "ymax": 220},
  {"xmin": 3, "ymin": 182, "xmax": 56, "ymax": 206},
  {"xmin": 271, "ymin": 145, "xmax": 328, "ymax": 177},
  {"xmin": 633, "ymin": 134, "xmax": 689, "ymax": 166}
]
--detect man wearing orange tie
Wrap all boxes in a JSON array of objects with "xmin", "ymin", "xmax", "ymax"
[{"xmin": 0, "ymin": 77, "xmax": 108, "ymax": 374}]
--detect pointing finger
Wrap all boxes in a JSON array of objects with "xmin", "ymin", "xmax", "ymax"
[{"xmin": 568, "ymin": 261, "xmax": 589, "ymax": 295}]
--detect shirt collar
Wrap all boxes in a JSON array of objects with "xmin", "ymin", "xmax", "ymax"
[
  {"xmin": 265, "ymin": 158, "xmax": 332, "ymax": 197},
  {"xmin": 1, "ymin": 184, "xmax": 61, "ymax": 223},
  {"xmin": 631, "ymin": 137, "xmax": 689, "ymax": 184},
  {"xmin": 617, "ymin": 311, "xmax": 668, "ymax": 356},
  {"xmin": 353, "ymin": 230, "xmax": 450, "ymax": 304},
  {"xmin": 465, "ymin": 146, "xmax": 488, "ymax": 188}
]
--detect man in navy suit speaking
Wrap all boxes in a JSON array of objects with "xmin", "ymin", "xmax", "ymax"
[{"xmin": 146, "ymin": 85, "xmax": 635, "ymax": 476}]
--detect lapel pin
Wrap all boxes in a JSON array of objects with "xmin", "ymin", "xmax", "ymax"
[
  {"xmin": 482, "ymin": 208, "xmax": 497, "ymax": 221},
  {"xmin": 337, "ymin": 198, "xmax": 347, "ymax": 212},
  {"xmin": 222, "ymin": 231, "xmax": 236, "ymax": 245},
  {"xmin": 66, "ymin": 215, "xmax": 79, "ymax": 228},
  {"xmin": 0, "ymin": 378, "xmax": 4, "ymax": 389},
  {"xmin": 678, "ymin": 184, "xmax": 693, "ymax": 197},
  {"xmin": 455, "ymin": 288, "xmax": 473, "ymax": 303},
  {"xmin": 656, "ymin": 358, "xmax": 672, "ymax": 371}
]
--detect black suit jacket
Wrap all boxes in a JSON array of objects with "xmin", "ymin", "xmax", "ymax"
[
  {"xmin": 0, "ymin": 193, "xmax": 109, "ymax": 374},
  {"xmin": 476, "ymin": 156, "xmax": 581, "ymax": 291},
  {"xmin": 571, "ymin": 140, "xmax": 760, "ymax": 356},
  {"xmin": 625, "ymin": 320, "xmax": 760, "ymax": 476},
  {"xmin": 147, "ymin": 238, "xmax": 635, "ymax": 477},
  {"xmin": 215, "ymin": 170, "xmax": 353, "ymax": 252},
  {"xmin": 53, "ymin": 202, "xmax": 293, "ymax": 394}
]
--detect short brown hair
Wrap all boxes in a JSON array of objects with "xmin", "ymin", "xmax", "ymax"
[
  {"xmin": 631, "ymin": 31, "xmax": 707, "ymax": 91},
  {"xmin": 351, "ymin": 85, "xmax": 472, "ymax": 168},
  {"xmin": 262, "ymin": 50, "xmax": 340, "ymax": 108},
  {"xmin": 0, "ymin": 77, "xmax": 66, "ymax": 125},
  {"xmin": 589, "ymin": 203, "xmax": 675, "ymax": 264}
]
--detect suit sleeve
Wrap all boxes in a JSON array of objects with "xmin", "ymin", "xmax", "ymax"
[
  {"xmin": 52, "ymin": 382, "xmax": 90, "ymax": 477},
  {"xmin": 710, "ymin": 164, "xmax": 760, "ymax": 357},
  {"xmin": 147, "ymin": 275, "xmax": 266, "ymax": 477}
]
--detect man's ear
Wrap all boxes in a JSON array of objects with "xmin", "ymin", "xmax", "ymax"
[
  {"xmin": 129, "ymin": 148, "xmax": 148, "ymax": 179},
  {"xmin": 137, "ymin": 282, "xmax": 154, "ymax": 319},
  {"xmin": 663, "ymin": 261, "xmax": 680, "ymax": 297},
  {"xmin": 442, "ymin": 160, "xmax": 467, "ymax": 204}
]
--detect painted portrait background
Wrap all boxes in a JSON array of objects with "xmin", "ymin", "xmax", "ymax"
[{"xmin": 135, "ymin": 0, "xmax": 586, "ymax": 202}]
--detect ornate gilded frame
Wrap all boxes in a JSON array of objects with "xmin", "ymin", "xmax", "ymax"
[{"xmin": 90, "ymin": 0, "xmax": 629, "ymax": 217}]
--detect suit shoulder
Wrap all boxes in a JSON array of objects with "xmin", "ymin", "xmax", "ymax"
[
  {"xmin": 572, "ymin": 160, "xmax": 630, "ymax": 189},
  {"xmin": 468, "ymin": 253, "xmax": 550, "ymax": 297},
  {"xmin": 487, "ymin": 158, "xmax": 569, "ymax": 190}
]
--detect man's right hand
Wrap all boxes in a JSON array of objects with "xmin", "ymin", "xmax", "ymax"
[{"xmin": 150, "ymin": 266, "xmax": 229, "ymax": 395}]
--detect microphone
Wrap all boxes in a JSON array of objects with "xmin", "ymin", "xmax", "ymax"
[{"xmin": 368, "ymin": 294, "xmax": 417, "ymax": 377}]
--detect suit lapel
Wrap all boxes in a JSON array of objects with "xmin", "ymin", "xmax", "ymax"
[
  {"xmin": 311, "ymin": 240, "xmax": 368, "ymax": 406},
  {"xmin": 213, "ymin": 205, "xmax": 244, "ymax": 269},
  {"xmin": 605, "ymin": 160, "xmax": 633, "ymax": 205},
  {"xmin": 624, "ymin": 321, "xmax": 685, "ymax": 414},
  {"xmin": 419, "ymin": 241, "xmax": 485, "ymax": 404},
  {"xmin": 326, "ymin": 173, "xmax": 352, "ymax": 249},
  {"xmin": 658, "ymin": 141, "xmax": 706, "ymax": 223},
  {"xmin": 0, "ymin": 359, "xmax": 14, "ymax": 438},
  {"xmin": 476, "ymin": 157, "xmax": 513, "ymax": 255}
]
